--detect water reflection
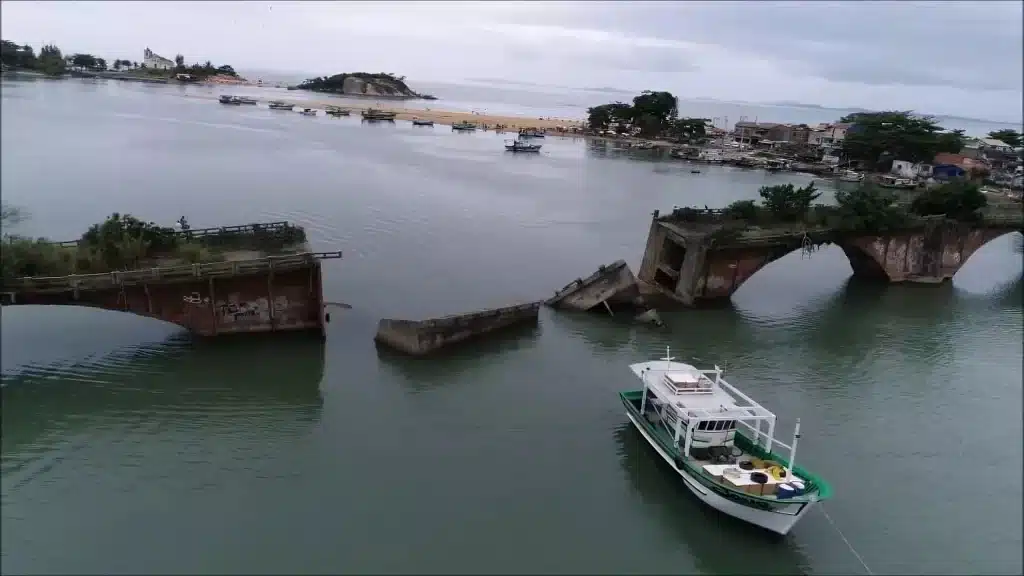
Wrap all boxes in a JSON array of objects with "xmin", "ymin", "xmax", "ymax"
[
  {"xmin": 613, "ymin": 423, "xmax": 811, "ymax": 574},
  {"xmin": 375, "ymin": 322, "xmax": 541, "ymax": 391},
  {"xmin": 1, "ymin": 334, "xmax": 325, "ymax": 463}
]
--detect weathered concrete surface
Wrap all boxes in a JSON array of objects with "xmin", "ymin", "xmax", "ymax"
[
  {"xmin": 545, "ymin": 260, "xmax": 642, "ymax": 311},
  {"xmin": 638, "ymin": 212, "xmax": 1022, "ymax": 306},
  {"xmin": 374, "ymin": 301, "xmax": 541, "ymax": 356},
  {"xmin": 3, "ymin": 256, "xmax": 334, "ymax": 337},
  {"xmin": 840, "ymin": 222, "xmax": 1017, "ymax": 283}
]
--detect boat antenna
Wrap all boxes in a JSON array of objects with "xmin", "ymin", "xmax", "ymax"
[{"xmin": 663, "ymin": 345, "xmax": 674, "ymax": 369}]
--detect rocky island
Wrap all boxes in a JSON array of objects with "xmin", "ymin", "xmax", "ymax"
[{"xmin": 291, "ymin": 72, "xmax": 436, "ymax": 100}]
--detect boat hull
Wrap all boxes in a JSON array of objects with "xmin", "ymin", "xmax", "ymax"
[{"xmin": 622, "ymin": 405, "xmax": 817, "ymax": 536}]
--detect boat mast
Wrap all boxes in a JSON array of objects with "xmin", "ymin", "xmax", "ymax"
[{"xmin": 787, "ymin": 419, "xmax": 801, "ymax": 476}]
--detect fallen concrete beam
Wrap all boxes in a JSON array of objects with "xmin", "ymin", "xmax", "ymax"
[
  {"xmin": 545, "ymin": 259, "xmax": 642, "ymax": 312},
  {"xmin": 374, "ymin": 301, "xmax": 542, "ymax": 356}
]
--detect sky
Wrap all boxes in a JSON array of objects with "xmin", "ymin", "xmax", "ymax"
[{"xmin": 2, "ymin": 0, "xmax": 1022, "ymax": 123}]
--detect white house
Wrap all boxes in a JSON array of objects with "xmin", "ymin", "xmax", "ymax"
[
  {"xmin": 979, "ymin": 138, "xmax": 1013, "ymax": 153},
  {"xmin": 891, "ymin": 160, "xmax": 933, "ymax": 179},
  {"xmin": 143, "ymin": 48, "xmax": 174, "ymax": 70}
]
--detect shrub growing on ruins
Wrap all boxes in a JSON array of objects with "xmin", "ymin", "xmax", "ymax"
[
  {"xmin": 758, "ymin": 183, "xmax": 821, "ymax": 221},
  {"xmin": 722, "ymin": 200, "xmax": 762, "ymax": 222},
  {"xmin": 910, "ymin": 181, "xmax": 987, "ymax": 222},
  {"xmin": 833, "ymin": 184, "xmax": 910, "ymax": 232}
]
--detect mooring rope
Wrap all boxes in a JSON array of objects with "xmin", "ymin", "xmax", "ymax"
[{"xmin": 820, "ymin": 505, "xmax": 873, "ymax": 575}]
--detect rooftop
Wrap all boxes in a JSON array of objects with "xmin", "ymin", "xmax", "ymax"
[{"xmin": 630, "ymin": 359, "xmax": 776, "ymax": 421}]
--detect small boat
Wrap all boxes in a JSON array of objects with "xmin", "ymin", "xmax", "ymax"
[
  {"xmin": 765, "ymin": 159, "xmax": 790, "ymax": 173},
  {"xmin": 518, "ymin": 128, "xmax": 545, "ymax": 138},
  {"xmin": 878, "ymin": 175, "xmax": 916, "ymax": 189},
  {"xmin": 504, "ymin": 139, "xmax": 542, "ymax": 153},
  {"xmin": 361, "ymin": 108, "xmax": 397, "ymax": 121},
  {"xmin": 620, "ymin": 348, "xmax": 831, "ymax": 536},
  {"xmin": 412, "ymin": 119, "xmax": 434, "ymax": 126},
  {"xmin": 298, "ymin": 108, "xmax": 316, "ymax": 116},
  {"xmin": 218, "ymin": 95, "xmax": 241, "ymax": 105},
  {"xmin": 268, "ymin": 101, "xmax": 294, "ymax": 110},
  {"xmin": 325, "ymin": 106, "xmax": 350, "ymax": 117},
  {"xmin": 452, "ymin": 121, "xmax": 477, "ymax": 131},
  {"xmin": 235, "ymin": 96, "xmax": 258, "ymax": 105},
  {"xmin": 636, "ymin": 141, "xmax": 656, "ymax": 150},
  {"xmin": 691, "ymin": 169, "xmax": 701, "ymax": 174},
  {"xmin": 838, "ymin": 170, "xmax": 864, "ymax": 183}
]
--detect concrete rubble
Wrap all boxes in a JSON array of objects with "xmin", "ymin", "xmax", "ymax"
[
  {"xmin": 544, "ymin": 259, "xmax": 663, "ymax": 326},
  {"xmin": 374, "ymin": 301, "xmax": 542, "ymax": 356}
]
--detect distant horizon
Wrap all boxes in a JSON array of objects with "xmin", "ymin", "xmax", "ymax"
[{"xmin": 241, "ymin": 68, "xmax": 1022, "ymax": 128}]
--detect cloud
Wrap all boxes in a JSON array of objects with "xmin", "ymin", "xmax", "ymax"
[{"xmin": 1, "ymin": 0, "xmax": 1020, "ymax": 121}]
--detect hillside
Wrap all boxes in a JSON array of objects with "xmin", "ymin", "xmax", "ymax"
[{"xmin": 293, "ymin": 72, "xmax": 436, "ymax": 100}]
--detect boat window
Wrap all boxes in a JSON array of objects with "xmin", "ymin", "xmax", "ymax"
[
  {"xmin": 715, "ymin": 421, "xmax": 725, "ymax": 431},
  {"xmin": 696, "ymin": 421, "xmax": 707, "ymax": 431}
]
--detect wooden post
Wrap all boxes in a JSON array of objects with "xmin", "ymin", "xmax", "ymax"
[
  {"xmin": 144, "ymin": 284, "xmax": 152, "ymax": 314},
  {"xmin": 267, "ymin": 267, "xmax": 276, "ymax": 332},
  {"xmin": 209, "ymin": 277, "xmax": 218, "ymax": 336}
]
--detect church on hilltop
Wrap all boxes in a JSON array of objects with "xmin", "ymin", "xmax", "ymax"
[{"xmin": 143, "ymin": 48, "xmax": 174, "ymax": 70}]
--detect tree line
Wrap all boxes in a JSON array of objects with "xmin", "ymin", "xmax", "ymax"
[{"xmin": 1, "ymin": 39, "xmax": 237, "ymax": 80}]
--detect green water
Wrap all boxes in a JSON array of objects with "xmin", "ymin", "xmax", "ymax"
[{"xmin": 2, "ymin": 78, "xmax": 1022, "ymax": 575}]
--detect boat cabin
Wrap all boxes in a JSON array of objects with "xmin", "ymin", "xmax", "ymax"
[{"xmin": 632, "ymin": 353, "xmax": 785, "ymax": 465}]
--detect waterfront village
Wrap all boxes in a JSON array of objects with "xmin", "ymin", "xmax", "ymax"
[{"xmin": 582, "ymin": 91, "xmax": 1024, "ymax": 201}]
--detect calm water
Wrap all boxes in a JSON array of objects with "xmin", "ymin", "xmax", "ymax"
[{"xmin": 2, "ymin": 78, "xmax": 1022, "ymax": 575}]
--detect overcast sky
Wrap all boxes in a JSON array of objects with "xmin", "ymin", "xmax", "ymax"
[{"xmin": 3, "ymin": 1, "xmax": 1022, "ymax": 122}]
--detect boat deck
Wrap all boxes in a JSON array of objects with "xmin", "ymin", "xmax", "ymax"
[{"xmin": 621, "ymin": 390, "xmax": 830, "ymax": 502}]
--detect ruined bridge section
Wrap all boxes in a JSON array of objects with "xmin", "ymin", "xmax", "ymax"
[
  {"xmin": 2, "ymin": 252, "xmax": 342, "ymax": 337},
  {"xmin": 638, "ymin": 211, "xmax": 1022, "ymax": 306}
]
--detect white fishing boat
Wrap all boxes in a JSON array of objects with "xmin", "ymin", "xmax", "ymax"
[
  {"xmin": 619, "ymin": 348, "xmax": 832, "ymax": 535},
  {"xmin": 877, "ymin": 175, "xmax": 916, "ymax": 189},
  {"xmin": 298, "ymin": 108, "xmax": 317, "ymax": 117}
]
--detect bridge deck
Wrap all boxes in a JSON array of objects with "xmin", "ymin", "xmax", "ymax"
[{"xmin": 5, "ymin": 251, "xmax": 343, "ymax": 295}]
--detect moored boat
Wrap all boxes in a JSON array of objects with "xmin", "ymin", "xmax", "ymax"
[
  {"xmin": 518, "ymin": 128, "xmax": 545, "ymax": 138},
  {"xmin": 838, "ymin": 170, "xmax": 864, "ymax": 183},
  {"xmin": 325, "ymin": 106, "xmax": 350, "ymax": 117},
  {"xmin": 619, "ymin": 348, "xmax": 831, "ymax": 535},
  {"xmin": 412, "ymin": 119, "xmax": 434, "ymax": 126},
  {"xmin": 298, "ymin": 108, "xmax": 317, "ymax": 116},
  {"xmin": 361, "ymin": 108, "xmax": 397, "ymax": 121},
  {"xmin": 452, "ymin": 121, "xmax": 477, "ymax": 131},
  {"xmin": 235, "ymin": 96, "xmax": 258, "ymax": 105},
  {"xmin": 268, "ymin": 101, "xmax": 294, "ymax": 110},
  {"xmin": 218, "ymin": 95, "xmax": 241, "ymax": 105},
  {"xmin": 877, "ymin": 175, "xmax": 916, "ymax": 189},
  {"xmin": 504, "ymin": 139, "xmax": 542, "ymax": 153}
]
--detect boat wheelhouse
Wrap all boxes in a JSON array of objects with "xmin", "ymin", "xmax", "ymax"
[
  {"xmin": 298, "ymin": 108, "xmax": 317, "ymax": 116},
  {"xmin": 619, "ymin": 348, "xmax": 831, "ymax": 535}
]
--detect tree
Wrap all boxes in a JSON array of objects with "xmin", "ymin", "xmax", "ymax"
[
  {"xmin": 174, "ymin": 54, "xmax": 185, "ymax": 68},
  {"xmin": 631, "ymin": 90, "xmax": 677, "ymax": 137},
  {"xmin": 94, "ymin": 57, "xmax": 106, "ymax": 71},
  {"xmin": 0, "ymin": 40, "xmax": 37, "ymax": 69},
  {"xmin": 113, "ymin": 60, "xmax": 121, "ymax": 71},
  {"xmin": 37, "ymin": 44, "xmax": 65, "ymax": 75},
  {"xmin": 71, "ymin": 53, "xmax": 97, "ymax": 69},
  {"xmin": 668, "ymin": 117, "xmax": 711, "ymax": 144},
  {"xmin": 758, "ymin": 183, "xmax": 821, "ymax": 221},
  {"xmin": 586, "ymin": 102, "xmax": 633, "ymax": 131},
  {"xmin": 840, "ymin": 111, "xmax": 962, "ymax": 169},
  {"xmin": 910, "ymin": 181, "xmax": 987, "ymax": 221},
  {"xmin": 216, "ymin": 64, "xmax": 236, "ymax": 76},
  {"xmin": 132, "ymin": 61, "xmax": 138, "ymax": 69},
  {"xmin": 833, "ymin": 185, "xmax": 908, "ymax": 232},
  {"xmin": 987, "ymin": 129, "xmax": 1022, "ymax": 148}
]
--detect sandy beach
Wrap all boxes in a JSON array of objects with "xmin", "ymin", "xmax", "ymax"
[{"xmin": 224, "ymin": 93, "xmax": 586, "ymax": 132}]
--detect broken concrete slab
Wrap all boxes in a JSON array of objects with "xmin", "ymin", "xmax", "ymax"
[
  {"xmin": 374, "ymin": 301, "xmax": 541, "ymax": 356},
  {"xmin": 544, "ymin": 259, "xmax": 643, "ymax": 312}
]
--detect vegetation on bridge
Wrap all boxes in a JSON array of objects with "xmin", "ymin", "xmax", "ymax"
[
  {"xmin": 1, "ymin": 210, "xmax": 308, "ymax": 285},
  {"xmin": 667, "ymin": 180, "xmax": 997, "ymax": 243}
]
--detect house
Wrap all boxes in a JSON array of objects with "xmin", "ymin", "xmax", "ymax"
[
  {"xmin": 932, "ymin": 164, "xmax": 966, "ymax": 181},
  {"xmin": 980, "ymin": 138, "xmax": 1014, "ymax": 153},
  {"xmin": 891, "ymin": 160, "xmax": 932, "ymax": 179},
  {"xmin": 143, "ymin": 48, "xmax": 174, "ymax": 70},
  {"xmin": 807, "ymin": 123, "xmax": 852, "ymax": 148},
  {"xmin": 733, "ymin": 121, "xmax": 780, "ymax": 144},
  {"xmin": 933, "ymin": 152, "xmax": 988, "ymax": 171}
]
